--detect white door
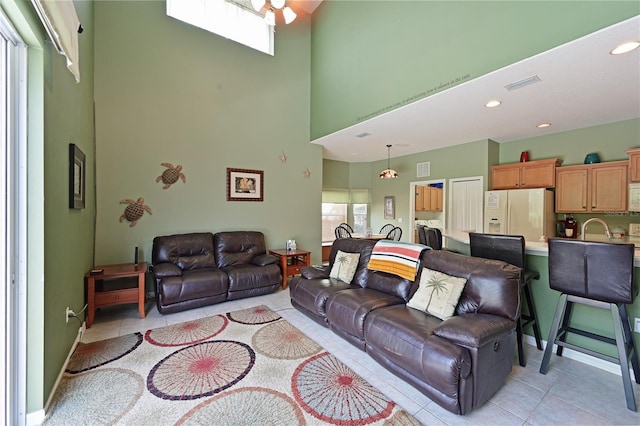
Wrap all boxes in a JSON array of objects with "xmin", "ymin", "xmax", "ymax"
[{"xmin": 449, "ymin": 177, "xmax": 483, "ymax": 232}]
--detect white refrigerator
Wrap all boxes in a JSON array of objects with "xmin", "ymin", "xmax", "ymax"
[{"xmin": 484, "ymin": 188, "xmax": 556, "ymax": 243}]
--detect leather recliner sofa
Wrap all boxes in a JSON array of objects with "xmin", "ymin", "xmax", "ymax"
[
  {"xmin": 151, "ymin": 231, "xmax": 281, "ymax": 314},
  {"xmin": 289, "ymin": 238, "xmax": 521, "ymax": 415}
]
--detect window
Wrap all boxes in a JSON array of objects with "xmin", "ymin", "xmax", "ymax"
[
  {"xmin": 167, "ymin": 0, "xmax": 274, "ymax": 55},
  {"xmin": 352, "ymin": 204, "xmax": 367, "ymax": 234},
  {"xmin": 322, "ymin": 203, "xmax": 347, "ymax": 242}
]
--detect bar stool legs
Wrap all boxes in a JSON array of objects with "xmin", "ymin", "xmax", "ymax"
[
  {"xmin": 517, "ymin": 277, "xmax": 543, "ymax": 367},
  {"xmin": 540, "ymin": 294, "xmax": 640, "ymax": 411}
]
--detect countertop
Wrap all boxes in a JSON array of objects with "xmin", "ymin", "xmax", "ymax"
[{"xmin": 442, "ymin": 229, "xmax": 640, "ymax": 266}]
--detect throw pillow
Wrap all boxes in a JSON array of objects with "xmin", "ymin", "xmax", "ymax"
[
  {"xmin": 329, "ymin": 250, "xmax": 360, "ymax": 284},
  {"xmin": 407, "ymin": 267, "xmax": 467, "ymax": 320}
]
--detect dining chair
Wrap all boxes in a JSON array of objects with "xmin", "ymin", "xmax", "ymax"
[
  {"xmin": 339, "ymin": 223, "xmax": 354, "ymax": 233},
  {"xmin": 468, "ymin": 232, "xmax": 542, "ymax": 367},
  {"xmin": 385, "ymin": 226, "xmax": 402, "ymax": 241},
  {"xmin": 541, "ymin": 238, "xmax": 639, "ymax": 411},
  {"xmin": 334, "ymin": 225, "xmax": 352, "ymax": 239},
  {"xmin": 424, "ymin": 226, "xmax": 443, "ymax": 250},
  {"xmin": 379, "ymin": 224, "xmax": 395, "ymax": 235},
  {"xmin": 417, "ymin": 225, "xmax": 428, "ymax": 245}
]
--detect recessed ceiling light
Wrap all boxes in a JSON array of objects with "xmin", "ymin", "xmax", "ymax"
[
  {"xmin": 611, "ymin": 41, "xmax": 640, "ymax": 55},
  {"xmin": 485, "ymin": 100, "xmax": 502, "ymax": 108},
  {"xmin": 537, "ymin": 123, "xmax": 551, "ymax": 128}
]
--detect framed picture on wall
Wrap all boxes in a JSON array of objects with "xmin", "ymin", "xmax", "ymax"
[
  {"xmin": 226, "ymin": 168, "xmax": 264, "ymax": 201},
  {"xmin": 69, "ymin": 143, "xmax": 85, "ymax": 209},
  {"xmin": 384, "ymin": 196, "xmax": 395, "ymax": 219}
]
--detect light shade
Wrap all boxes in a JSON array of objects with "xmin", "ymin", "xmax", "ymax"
[
  {"xmin": 250, "ymin": 0, "xmax": 266, "ymax": 11},
  {"xmin": 380, "ymin": 144, "xmax": 399, "ymax": 179},
  {"xmin": 264, "ymin": 9, "xmax": 276, "ymax": 26},
  {"xmin": 283, "ymin": 6, "xmax": 297, "ymax": 24},
  {"xmin": 271, "ymin": 0, "xmax": 285, "ymax": 9},
  {"xmin": 379, "ymin": 169, "xmax": 399, "ymax": 179}
]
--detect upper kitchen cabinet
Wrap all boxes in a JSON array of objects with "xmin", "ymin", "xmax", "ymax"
[
  {"xmin": 626, "ymin": 148, "xmax": 640, "ymax": 182},
  {"xmin": 491, "ymin": 158, "xmax": 561, "ymax": 190},
  {"xmin": 555, "ymin": 161, "xmax": 628, "ymax": 213},
  {"xmin": 415, "ymin": 186, "xmax": 443, "ymax": 211}
]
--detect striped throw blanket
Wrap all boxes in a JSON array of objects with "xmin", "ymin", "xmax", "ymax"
[{"xmin": 367, "ymin": 240, "xmax": 428, "ymax": 280}]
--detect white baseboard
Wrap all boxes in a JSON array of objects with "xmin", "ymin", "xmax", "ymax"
[{"xmin": 33, "ymin": 321, "xmax": 86, "ymax": 423}]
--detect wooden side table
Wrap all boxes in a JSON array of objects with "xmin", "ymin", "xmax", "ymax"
[
  {"xmin": 269, "ymin": 249, "xmax": 311, "ymax": 290},
  {"xmin": 85, "ymin": 262, "xmax": 148, "ymax": 328}
]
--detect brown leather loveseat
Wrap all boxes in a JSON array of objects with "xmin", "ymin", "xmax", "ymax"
[
  {"xmin": 151, "ymin": 231, "xmax": 280, "ymax": 314},
  {"xmin": 289, "ymin": 238, "xmax": 521, "ymax": 415}
]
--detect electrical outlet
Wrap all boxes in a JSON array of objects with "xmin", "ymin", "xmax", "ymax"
[
  {"xmin": 66, "ymin": 307, "xmax": 76, "ymax": 324},
  {"xmin": 635, "ymin": 317, "xmax": 640, "ymax": 333},
  {"xmin": 629, "ymin": 223, "xmax": 640, "ymax": 237}
]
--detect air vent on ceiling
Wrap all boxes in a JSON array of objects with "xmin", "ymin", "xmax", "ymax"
[
  {"xmin": 417, "ymin": 161, "xmax": 431, "ymax": 178},
  {"xmin": 504, "ymin": 75, "xmax": 542, "ymax": 91},
  {"xmin": 355, "ymin": 132, "xmax": 371, "ymax": 138}
]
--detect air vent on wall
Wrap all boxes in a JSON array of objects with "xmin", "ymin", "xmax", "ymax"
[{"xmin": 417, "ymin": 161, "xmax": 431, "ymax": 178}]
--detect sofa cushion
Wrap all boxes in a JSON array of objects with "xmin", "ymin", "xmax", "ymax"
[
  {"xmin": 328, "ymin": 239, "xmax": 377, "ymax": 287},
  {"xmin": 157, "ymin": 268, "xmax": 228, "ymax": 305},
  {"xmin": 364, "ymin": 271, "xmax": 415, "ymax": 302},
  {"xmin": 329, "ymin": 250, "xmax": 360, "ymax": 284},
  {"xmin": 407, "ymin": 268, "xmax": 467, "ymax": 320},
  {"xmin": 223, "ymin": 264, "xmax": 281, "ymax": 292},
  {"xmin": 152, "ymin": 232, "xmax": 216, "ymax": 270},
  {"xmin": 288, "ymin": 277, "xmax": 354, "ymax": 324},
  {"xmin": 214, "ymin": 231, "xmax": 267, "ymax": 268}
]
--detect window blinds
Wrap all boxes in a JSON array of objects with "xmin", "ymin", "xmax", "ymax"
[{"xmin": 31, "ymin": 0, "xmax": 81, "ymax": 82}]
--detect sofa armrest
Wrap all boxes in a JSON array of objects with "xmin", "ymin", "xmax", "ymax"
[
  {"xmin": 433, "ymin": 313, "xmax": 515, "ymax": 348},
  {"xmin": 151, "ymin": 263, "xmax": 182, "ymax": 278},
  {"xmin": 251, "ymin": 254, "xmax": 278, "ymax": 267},
  {"xmin": 300, "ymin": 265, "xmax": 330, "ymax": 279}
]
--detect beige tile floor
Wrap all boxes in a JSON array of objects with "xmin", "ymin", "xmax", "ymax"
[{"xmin": 82, "ymin": 288, "xmax": 640, "ymax": 425}]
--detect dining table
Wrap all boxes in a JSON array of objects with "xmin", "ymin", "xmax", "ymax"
[{"xmin": 351, "ymin": 233, "xmax": 388, "ymax": 240}]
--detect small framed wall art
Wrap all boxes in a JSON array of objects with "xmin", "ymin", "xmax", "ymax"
[
  {"xmin": 384, "ymin": 196, "xmax": 395, "ymax": 219},
  {"xmin": 69, "ymin": 143, "xmax": 86, "ymax": 209},
  {"xmin": 226, "ymin": 168, "xmax": 264, "ymax": 202}
]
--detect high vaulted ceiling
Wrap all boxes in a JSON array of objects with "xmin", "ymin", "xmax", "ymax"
[{"xmin": 312, "ymin": 16, "xmax": 640, "ymax": 163}]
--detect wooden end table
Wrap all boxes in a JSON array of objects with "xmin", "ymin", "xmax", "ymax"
[
  {"xmin": 86, "ymin": 262, "xmax": 148, "ymax": 328},
  {"xmin": 269, "ymin": 249, "xmax": 311, "ymax": 290}
]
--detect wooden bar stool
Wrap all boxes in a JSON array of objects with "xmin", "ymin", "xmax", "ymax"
[
  {"xmin": 540, "ymin": 238, "xmax": 640, "ymax": 411},
  {"xmin": 469, "ymin": 232, "xmax": 543, "ymax": 367}
]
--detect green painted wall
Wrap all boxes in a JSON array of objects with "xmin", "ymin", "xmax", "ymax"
[
  {"xmin": 2, "ymin": 0, "xmax": 96, "ymax": 414},
  {"xmin": 311, "ymin": 1, "xmax": 639, "ymax": 139},
  {"xmin": 42, "ymin": 0, "xmax": 96, "ymax": 408},
  {"xmin": 93, "ymin": 2, "xmax": 321, "ymax": 270}
]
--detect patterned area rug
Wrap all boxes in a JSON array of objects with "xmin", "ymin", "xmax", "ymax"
[{"xmin": 43, "ymin": 305, "xmax": 419, "ymax": 425}]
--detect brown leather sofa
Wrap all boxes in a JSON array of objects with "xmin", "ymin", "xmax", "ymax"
[
  {"xmin": 289, "ymin": 238, "xmax": 521, "ymax": 415},
  {"xmin": 151, "ymin": 231, "xmax": 280, "ymax": 314}
]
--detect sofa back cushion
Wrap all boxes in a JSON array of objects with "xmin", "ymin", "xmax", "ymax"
[
  {"xmin": 214, "ymin": 231, "xmax": 267, "ymax": 268},
  {"xmin": 420, "ymin": 250, "xmax": 520, "ymax": 321},
  {"xmin": 152, "ymin": 232, "xmax": 216, "ymax": 270},
  {"xmin": 329, "ymin": 239, "xmax": 376, "ymax": 288},
  {"xmin": 365, "ymin": 271, "xmax": 415, "ymax": 302}
]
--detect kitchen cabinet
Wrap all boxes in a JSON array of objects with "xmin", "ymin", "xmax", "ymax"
[
  {"xmin": 415, "ymin": 186, "xmax": 443, "ymax": 211},
  {"xmin": 626, "ymin": 148, "xmax": 640, "ymax": 182},
  {"xmin": 555, "ymin": 161, "xmax": 628, "ymax": 213},
  {"xmin": 491, "ymin": 158, "xmax": 561, "ymax": 190}
]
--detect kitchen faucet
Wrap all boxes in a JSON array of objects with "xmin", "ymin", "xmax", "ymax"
[{"xmin": 580, "ymin": 217, "xmax": 612, "ymax": 240}]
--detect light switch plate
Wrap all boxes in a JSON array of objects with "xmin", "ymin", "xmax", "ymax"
[{"xmin": 629, "ymin": 223, "xmax": 640, "ymax": 237}]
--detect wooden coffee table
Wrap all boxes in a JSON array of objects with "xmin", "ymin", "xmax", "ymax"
[
  {"xmin": 269, "ymin": 249, "xmax": 311, "ymax": 289},
  {"xmin": 85, "ymin": 262, "xmax": 147, "ymax": 328}
]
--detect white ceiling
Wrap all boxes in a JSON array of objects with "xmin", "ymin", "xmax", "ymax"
[{"xmin": 312, "ymin": 16, "xmax": 640, "ymax": 163}]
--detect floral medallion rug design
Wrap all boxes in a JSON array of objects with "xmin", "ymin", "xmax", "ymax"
[{"xmin": 43, "ymin": 305, "xmax": 420, "ymax": 425}]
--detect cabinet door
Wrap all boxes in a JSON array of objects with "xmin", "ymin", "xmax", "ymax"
[
  {"xmin": 415, "ymin": 186, "xmax": 429, "ymax": 211},
  {"xmin": 435, "ymin": 187, "xmax": 443, "ymax": 211},
  {"xmin": 491, "ymin": 165, "xmax": 521, "ymax": 189},
  {"xmin": 628, "ymin": 151, "xmax": 640, "ymax": 182},
  {"xmin": 591, "ymin": 164, "xmax": 627, "ymax": 212},
  {"xmin": 556, "ymin": 168, "xmax": 588, "ymax": 212},
  {"xmin": 520, "ymin": 161, "xmax": 556, "ymax": 188},
  {"xmin": 429, "ymin": 187, "xmax": 440, "ymax": 211}
]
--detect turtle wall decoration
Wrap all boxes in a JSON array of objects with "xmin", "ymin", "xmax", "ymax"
[
  {"xmin": 156, "ymin": 163, "xmax": 186, "ymax": 189},
  {"xmin": 119, "ymin": 197, "xmax": 152, "ymax": 227}
]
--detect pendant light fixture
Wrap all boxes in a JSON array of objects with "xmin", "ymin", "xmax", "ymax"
[
  {"xmin": 380, "ymin": 144, "xmax": 399, "ymax": 179},
  {"xmin": 250, "ymin": 0, "xmax": 297, "ymax": 26}
]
